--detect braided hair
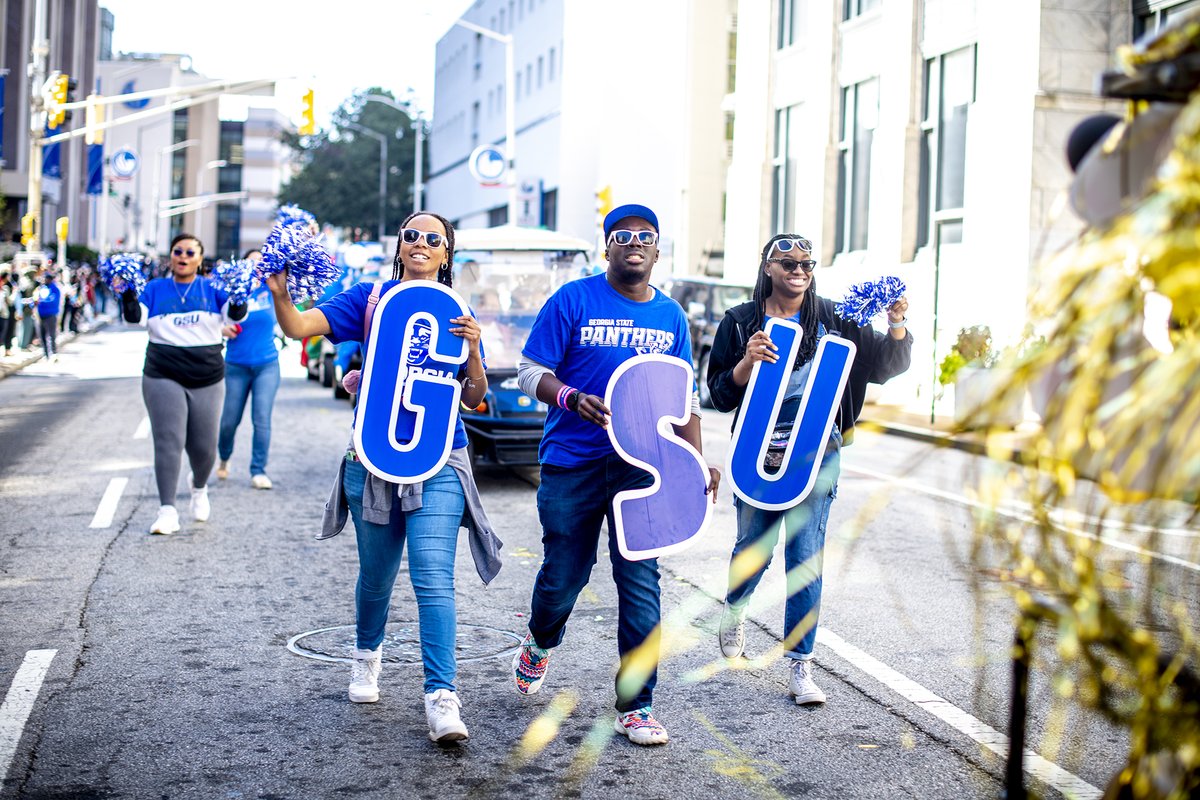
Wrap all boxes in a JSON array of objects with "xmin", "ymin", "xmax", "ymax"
[
  {"xmin": 750, "ymin": 233, "xmax": 820, "ymax": 368},
  {"xmin": 391, "ymin": 211, "xmax": 456, "ymax": 289}
]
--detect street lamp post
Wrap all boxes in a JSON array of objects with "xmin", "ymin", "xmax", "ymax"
[
  {"xmin": 344, "ymin": 121, "xmax": 387, "ymax": 242},
  {"xmin": 454, "ymin": 19, "xmax": 518, "ymax": 226},
  {"xmin": 151, "ymin": 139, "xmax": 198, "ymax": 252},
  {"xmin": 360, "ymin": 93, "xmax": 425, "ymax": 215},
  {"xmin": 195, "ymin": 159, "xmax": 227, "ymax": 241}
]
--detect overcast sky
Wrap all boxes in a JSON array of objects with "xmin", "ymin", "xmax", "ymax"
[{"xmin": 100, "ymin": 0, "xmax": 474, "ymax": 125}]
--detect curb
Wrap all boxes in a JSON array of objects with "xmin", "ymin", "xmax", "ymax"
[{"xmin": 855, "ymin": 417, "xmax": 1038, "ymax": 466}]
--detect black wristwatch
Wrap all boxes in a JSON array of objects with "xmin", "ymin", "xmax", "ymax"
[{"xmin": 566, "ymin": 389, "xmax": 581, "ymax": 412}]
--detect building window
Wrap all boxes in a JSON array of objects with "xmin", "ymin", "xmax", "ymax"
[
  {"xmin": 835, "ymin": 78, "xmax": 878, "ymax": 253},
  {"xmin": 526, "ymin": 63, "xmax": 533, "ymax": 95},
  {"xmin": 917, "ymin": 45, "xmax": 975, "ymax": 248},
  {"xmin": 777, "ymin": 0, "xmax": 803, "ymax": 49},
  {"xmin": 488, "ymin": 204, "xmax": 509, "ymax": 227},
  {"xmin": 537, "ymin": 55, "xmax": 544, "ymax": 88},
  {"xmin": 499, "ymin": 7, "xmax": 506, "ymax": 32},
  {"xmin": 216, "ymin": 204, "xmax": 240, "ymax": 260},
  {"xmin": 474, "ymin": 33, "xmax": 483, "ymax": 80},
  {"xmin": 512, "ymin": 0, "xmax": 518, "ymax": 24},
  {"xmin": 1133, "ymin": 0, "xmax": 1200, "ymax": 38},
  {"xmin": 540, "ymin": 188, "xmax": 557, "ymax": 230},
  {"xmin": 727, "ymin": 24, "xmax": 737, "ymax": 92},
  {"xmin": 770, "ymin": 104, "xmax": 803, "ymax": 233},
  {"xmin": 842, "ymin": 0, "xmax": 881, "ymax": 21},
  {"xmin": 471, "ymin": 100, "xmax": 480, "ymax": 148},
  {"xmin": 549, "ymin": 47, "xmax": 556, "ymax": 81}
]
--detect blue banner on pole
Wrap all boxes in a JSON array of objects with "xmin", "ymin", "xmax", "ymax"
[
  {"xmin": 0, "ymin": 73, "xmax": 6, "ymax": 166},
  {"xmin": 87, "ymin": 143, "xmax": 103, "ymax": 195},
  {"xmin": 42, "ymin": 122, "xmax": 61, "ymax": 179}
]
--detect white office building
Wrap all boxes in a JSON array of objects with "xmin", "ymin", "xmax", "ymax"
[
  {"xmin": 426, "ymin": 0, "xmax": 734, "ymax": 277},
  {"xmin": 721, "ymin": 0, "xmax": 1168, "ymax": 414}
]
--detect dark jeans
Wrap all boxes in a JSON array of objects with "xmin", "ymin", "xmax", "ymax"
[
  {"xmin": 38, "ymin": 314, "xmax": 58, "ymax": 359},
  {"xmin": 530, "ymin": 454, "xmax": 660, "ymax": 713}
]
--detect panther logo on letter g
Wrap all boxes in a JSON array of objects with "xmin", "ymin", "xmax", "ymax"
[{"xmin": 353, "ymin": 281, "xmax": 470, "ymax": 484}]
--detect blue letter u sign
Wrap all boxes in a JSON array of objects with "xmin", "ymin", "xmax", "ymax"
[
  {"xmin": 605, "ymin": 354, "xmax": 713, "ymax": 561},
  {"xmin": 354, "ymin": 280, "xmax": 469, "ymax": 484},
  {"xmin": 727, "ymin": 318, "xmax": 856, "ymax": 511}
]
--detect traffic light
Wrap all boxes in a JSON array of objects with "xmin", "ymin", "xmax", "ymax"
[
  {"xmin": 20, "ymin": 214, "xmax": 34, "ymax": 246},
  {"xmin": 85, "ymin": 93, "xmax": 106, "ymax": 145},
  {"xmin": 56, "ymin": 217, "xmax": 69, "ymax": 241},
  {"xmin": 63, "ymin": 78, "xmax": 78, "ymax": 124},
  {"xmin": 596, "ymin": 185, "xmax": 614, "ymax": 220},
  {"xmin": 299, "ymin": 89, "xmax": 315, "ymax": 136},
  {"xmin": 47, "ymin": 73, "xmax": 69, "ymax": 129}
]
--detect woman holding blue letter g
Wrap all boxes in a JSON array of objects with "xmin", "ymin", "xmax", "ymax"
[
  {"xmin": 706, "ymin": 233, "xmax": 912, "ymax": 707},
  {"xmin": 268, "ymin": 212, "xmax": 501, "ymax": 745}
]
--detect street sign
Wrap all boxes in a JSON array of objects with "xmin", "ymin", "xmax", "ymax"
[
  {"xmin": 467, "ymin": 145, "xmax": 505, "ymax": 187},
  {"xmin": 112, "ymin": 148, "xmax": 139, "ymax": 177}
]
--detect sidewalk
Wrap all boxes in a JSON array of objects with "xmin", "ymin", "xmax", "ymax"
[
  {"xmin": 0, "ymin": 314, "xmax": 114, "ymax": 380},
  {"xmin": 856, "ymin": 402, "xmax": 1041, "ymax": 464}
]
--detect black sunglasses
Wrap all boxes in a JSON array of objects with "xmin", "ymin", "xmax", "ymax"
[
  {"xmin": 767, "ymin": 257, "xmax": 816, "ymax": 273},
  {"xmin": 172, "ymin": 247, "xmax": 198, "ymax": 258}
]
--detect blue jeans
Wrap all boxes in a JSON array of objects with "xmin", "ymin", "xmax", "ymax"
[
  {"xmin": 530, "ymin": 455, "xmax": 660, "ymax": 713},
  {"xmin": 343, "ymin": 459, "xmax": 464, "ymax": 694},
  {"xmin": 217, "ymin": 359, "xmax": 280, "ymax": 476},
  {"xmin": 725, "ymin": 434, "xmax": 841, "ymax": 661}
]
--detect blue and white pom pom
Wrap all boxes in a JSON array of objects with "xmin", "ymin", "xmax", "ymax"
[
  {"xmin": 209, "ymin": 259, "xmax": 259, "ymax": 305},
  {"xmin": 100, "ymin": 253, "xmax": 147, "ymax": 297},
  {"xmin": 257, "ymin": 222, "xmax": 338, "ymax": 303},
  {"xmin": 835, "ymin": 276, "xmax": 906, "ymax": 327},
  {"xmin": 276, "ymin": 203, "xmax": 317, "ymax": 230}
]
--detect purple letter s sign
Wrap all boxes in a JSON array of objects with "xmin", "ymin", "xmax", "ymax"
[
  {"xmin": 727, "ymin": 318, "xmax": 855, "ymax": 511},
  {"xmin": 605, "ymin": 354, "xmax": 712, "ymax": 561},
  {"xmin": 353, "ymin": 280, "xmax": 469, "ymax": 484}
]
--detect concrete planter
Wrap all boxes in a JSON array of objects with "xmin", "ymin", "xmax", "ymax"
[{"xmin": 952, "ymin": 366, "xmax": 1024, "ymax": 429}]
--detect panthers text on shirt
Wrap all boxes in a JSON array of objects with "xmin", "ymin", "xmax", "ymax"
[{"xmin": 578, "ymin": 318, "xmax": 675, "ymax": 355}]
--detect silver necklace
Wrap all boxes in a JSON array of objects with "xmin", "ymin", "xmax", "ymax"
[{"xmin": 173, "ymin": 278, "xmax": 197, "ymax": 306}]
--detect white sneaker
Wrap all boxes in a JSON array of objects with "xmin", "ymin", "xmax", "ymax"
[
  {"xmin": 348, "ymin": 647, "xmax": 382, "ymax": 703},
  {"xmin": 149, "ymin": 505, "xmax": 180, "ymax": 535},
  {"xmin": 216, "ymin": 461, "xmax": 229, "ymax": 480},
  {"xmin": 425, "ymin": 689, "xmax": 469, "ymax": 743},
  {"xmin": 789, "ymin": 659, "xmax": 827, "ymax": 705},
  {"xmin": 718, "ymin": 603, "xmax": 745, "ymax": 659},
  {"xmin": 190, "ymin": 485, "xmax": 210, "ymax": 522},
  {"xmin": 250, "ymin": 473, "xmax": 273, "ymax": 490}
]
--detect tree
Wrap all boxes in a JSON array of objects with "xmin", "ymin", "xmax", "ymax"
[{"xmin": 278, "ymin": 88, "xmax": 426, "ymax": 239}]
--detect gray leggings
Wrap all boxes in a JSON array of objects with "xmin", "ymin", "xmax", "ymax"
[{"xmin": 142, "ymin": 375, "xmax": 224, "ymax": 506}]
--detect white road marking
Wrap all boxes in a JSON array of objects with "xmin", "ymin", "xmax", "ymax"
[
  {"xmin": 133, "ymin": 416, "xmax": 150, "ymax": 439},
  {"xmin": 0, "ymin": 649, "xmax": 57, "ymax": 786},
  {"xmin": 817, "ymin": 629, "xmax": 1101, "ymax": 800},
  {"xmin": 844, "ymin": 464, "xmax": 1200, "ymax": 573},
  {"xmin": 89, "ymin": 477, "xmax": 128, "ymax": 529}
]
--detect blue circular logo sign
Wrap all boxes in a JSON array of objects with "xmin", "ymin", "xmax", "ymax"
[
  {"xmin": 112, "ymin": 149, "xmax": 139, "ymax": 177},
  {"xmin": 468, "ymin": 145, "xmax": 506, "ymax": 187},
  {"xmin": 121, "ymin": 80, "xmax": 150, "ymax": 110}
]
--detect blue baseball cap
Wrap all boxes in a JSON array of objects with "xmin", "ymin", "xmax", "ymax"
[{"xmin": 603, "ymin": 203, "xmax": 659, "ymax": 238}]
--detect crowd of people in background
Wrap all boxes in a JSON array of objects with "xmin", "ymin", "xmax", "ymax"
[{"xmin": 0, "ymin": 260, "xmax": 114, "ymax": 360}]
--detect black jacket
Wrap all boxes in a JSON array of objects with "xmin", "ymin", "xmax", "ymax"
[{"xmin": 706, "ymin": 297, "xmax": 913, "ymax": 445}]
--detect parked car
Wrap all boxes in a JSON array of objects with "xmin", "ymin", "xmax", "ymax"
[
  {"xmin": 452, "ymin": 226, "xmax": 593, "ymax": 467},
  {"xmin": 660, "ymin": 276, "xmax": 754, "ymax": 407}
]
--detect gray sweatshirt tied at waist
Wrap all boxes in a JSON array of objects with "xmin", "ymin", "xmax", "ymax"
[{"xmin": 321, "ymin": 445, "xmax": 503, "ymax": 585}]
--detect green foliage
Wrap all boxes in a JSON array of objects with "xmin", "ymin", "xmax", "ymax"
[
  {"xmin": 66, "ymin": 244, "xmax": 99, "ymax": 264},
  {"xmin": 278, "ymin": 88, "xmax": 426, "ymax": 238},
  {"xmin": 937, "ymin": 325, "xmax": 993, "ymax": 385}
]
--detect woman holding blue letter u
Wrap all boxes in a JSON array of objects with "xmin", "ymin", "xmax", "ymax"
[
  {"xmin": 268, "ymin": 212, "xmax": 500, "ymax": 745},
  {"xmin": 706, "ymin": 233, "xmax": 912, "ymax": 706}
]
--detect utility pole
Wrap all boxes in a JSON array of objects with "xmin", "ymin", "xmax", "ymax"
[{"xmin": 24, "ymin": 0, "xmax": 49, "ymax": 256}]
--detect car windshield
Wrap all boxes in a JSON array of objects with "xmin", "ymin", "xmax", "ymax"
[
  {"xmin": 714, "ymin": 284, "xmax": 752, "ymax": 313},
  {"xmin": 454, "ymin": 249, "xmax": 591, "ymax": 368}
]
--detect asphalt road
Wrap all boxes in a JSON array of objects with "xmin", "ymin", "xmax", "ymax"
[{"xmin": 1, "ymin": 324, "xmax": 1193, "ymax": 799}]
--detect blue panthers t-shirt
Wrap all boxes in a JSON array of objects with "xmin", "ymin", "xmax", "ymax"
[
  {"xmin": 522, "ymin": 274, "xmax": 693, "ymax": 466},
  {"xmin": 225, "ymin": 284, "xmax": 278, "ymax": 366},
  {"xmin": 319, "ymin": 281, "xmax": 484, "ymax": 450}
]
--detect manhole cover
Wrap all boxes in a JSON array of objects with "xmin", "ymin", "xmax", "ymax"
[{"xmin": 288, "ymin": 622, "xmax": 522, "ymax": 664}]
